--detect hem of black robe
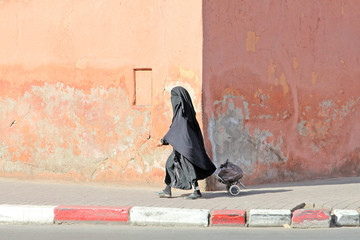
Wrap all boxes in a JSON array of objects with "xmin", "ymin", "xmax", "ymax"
[{"xmin": 164, "ymin": 151, "xmax": 214, "ymax": 190}]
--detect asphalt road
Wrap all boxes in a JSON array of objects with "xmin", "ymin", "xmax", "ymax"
[{"xmin": 1, "ymin": 224, "xmax": 360, "ymax": 240}]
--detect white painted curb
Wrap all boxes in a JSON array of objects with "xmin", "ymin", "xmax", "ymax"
[
  {"xmin": 130, "ymin": 207, "xmax": 210, "ymax": 227},
  {"xmin": 0, "ymin": 205, "xmax": 55, "ymax": 224},
  {"xmin": 249, "ymin": 209, "xmax": 291, "ymax": 227},
  {"xmin": 333, "ymin": 209, "xmax": 360, "ymax": 227}
]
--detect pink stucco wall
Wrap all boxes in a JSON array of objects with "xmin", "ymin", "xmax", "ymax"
[
  {"xmin": 1, "ymin": 0, "xmax": 359, "ymax": 188},
  {"xmin": 203, "ymin": 0, "xmax": 360, "ymax": 186},
  {"xmin": 0, "ymin": 0, "xmax": 203, "ymax": 185}
]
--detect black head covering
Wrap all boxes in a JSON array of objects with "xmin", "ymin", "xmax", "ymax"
[{"xmin": 163, "ymin": 86, "xmax": 216, "ymax": 176}]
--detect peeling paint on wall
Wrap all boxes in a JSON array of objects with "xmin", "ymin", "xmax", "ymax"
[
  {"xmin": 203, "ymin": 0, "xmax": 360, "ymax": 187},
  {"xmin": 0, "ymin": 81, "xmax": 171, "ymax": 183},
  {"xmin": 0, "ymin": 0, "xmax": 204, "ymax": 186},
  {"xmin": 209, "ymin": 95, "xmax": 287, "ymax": 185},
  {"xmin": 298, "ymin": 97, "xmax": 360, "ymax": 149},
  {"xmin": 246, "ymin": 31, "xmax": 260, "ymax": 52},
  {"xmin": 1, "ymin": 0, "xmax": 359, "ymax": 188}
]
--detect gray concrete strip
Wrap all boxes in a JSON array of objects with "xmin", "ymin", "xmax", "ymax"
[
  {"xmin": 0, "ymin": 204, "xmax": 56, "ymax": 224},
  {"xmin": 248, "ymin": 209, "xmax": 291, "ymax": 227},
  {"xmin": 129, "ymin": 207, "xmax": 210, "ymax": 227},
  {"xmin": 333, "ymin": 209, "xmax": 360, "ymax": 227}
]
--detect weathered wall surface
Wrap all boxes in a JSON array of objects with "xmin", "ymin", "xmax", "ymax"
[
  {"xmin": 203, "ymin": 0, "xmax": 360, "ymax": 186},
  {"xmin": 0, "ymin": 0, "xmax": 203, "ymax": 185}
]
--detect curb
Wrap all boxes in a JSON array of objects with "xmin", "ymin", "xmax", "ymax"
[
  {"xmin": 333, "ymin": 209, "xmax": 360, "ymax": 227},
  {"xmin": 248, "ymin": 209, "xmax": 291, "ymax": 227},
  {"xmin": 0, "ymin": 204, "xmax": 359, "ymax": 228},
  {"xmin": 54, "ymin": 205, "xmax": 131, "ymax": 223},
  {"xmin": 0, "ymin": 205, "xmax": 56, "ymax": 224},
  {"xmin": 130, "ymin": 207, "xmax": 209, "ymax": 227},
  {"xmin": 210, "ymin": 209, "xmax": 246, "ymax": 226},
  {"xmin": 292, "ymin": 209, "xmax": 331, "ymax": 228}
]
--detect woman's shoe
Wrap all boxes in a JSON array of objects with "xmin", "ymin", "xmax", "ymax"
[
  {"xmin": 184, "ymin": 191, "xmax": 202, "ymax": 200},
  {"xmin": 157, "ymin": 189, "xmax": 172, "ymax": 198}
]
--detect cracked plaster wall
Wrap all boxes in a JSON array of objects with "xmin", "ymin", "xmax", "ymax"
[
  {"xmin": 0, "ymin": 0, "xmax": 203, "ymax": 185},
  {"xmin": 203, "ymin": 0, "xmax": 360, "ymax": 187},
  {"xmin": 1, "ymin": 0, "xmax": 359, "ymax": 188}
]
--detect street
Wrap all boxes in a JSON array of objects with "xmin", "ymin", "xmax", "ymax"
[{"xmin": 1, "ymin": 224, "xmax": 360, "ymax": 240}]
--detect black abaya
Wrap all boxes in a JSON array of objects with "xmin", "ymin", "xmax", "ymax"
[{"xmin": 162, "ymin": 86, "xmax": 216, "ymax": 189}]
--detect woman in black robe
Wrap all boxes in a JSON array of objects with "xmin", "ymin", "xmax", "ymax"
[{"xmin": 157, "ymin": 86, "xmax": 216, "ymax": 199}]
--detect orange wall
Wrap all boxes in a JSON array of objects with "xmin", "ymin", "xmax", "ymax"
[
  {"xmin": 203, "ymin": 0, "xmax": 360, "ymax": 186},
  {"xmin": 2, "ymin": 0, "xmax": 359, "ymax": 188},
  {"xmin": 0, "ymin": 0, "xmax": 203, "ymax": 184}
]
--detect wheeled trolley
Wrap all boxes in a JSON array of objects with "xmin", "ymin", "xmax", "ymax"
[{"xmin": 214, "ymin": 160, "xmax": 247, "ymax": 196}]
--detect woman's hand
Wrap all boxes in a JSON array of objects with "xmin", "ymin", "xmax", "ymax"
[{"xmin": 156, "ymin": 139, "xmax": 169, "ymax": 147}]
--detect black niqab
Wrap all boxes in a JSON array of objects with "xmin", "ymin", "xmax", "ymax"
[{"xmin": 163, "ymin": 87, "xmax": 216, "ymax": 181}]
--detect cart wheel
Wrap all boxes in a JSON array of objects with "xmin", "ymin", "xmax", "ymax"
[{"xmin": 229, "ymin": 185, "xmax": 241, "ymax": 196}]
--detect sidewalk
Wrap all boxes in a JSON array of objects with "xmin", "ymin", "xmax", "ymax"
[
  {"xmin": 1, "ymin": 177, "xmax": 360, "ymax": 210},
  {"xmin": 1, "ymin": 176, "xmax": 360, "ymax": 227}
]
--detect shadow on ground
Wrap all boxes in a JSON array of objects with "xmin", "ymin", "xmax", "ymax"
[
  {"xmin": 201, "ymin": 189, "xmax": 293, "ymax": 199},
  {"xmin": 250, "ymin": 177, "xmax": 360, "ymax": 189}
]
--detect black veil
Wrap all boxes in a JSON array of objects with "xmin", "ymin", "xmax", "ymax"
[{"xmin": 162, "ymin": 86, "xmax": 216, "ymax": 184}]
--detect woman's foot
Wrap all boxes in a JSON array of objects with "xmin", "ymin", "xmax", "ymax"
[
  {"xmin": 157, "ymin": 185, "xmax": 172, "ymax": 198},
  {"xmin": 157, "ymin": 189, "xmax": 171, "ymax": 198},
  {"xmin": 184, "ymin": 191, "xmax": 202, "ymax": 199}
]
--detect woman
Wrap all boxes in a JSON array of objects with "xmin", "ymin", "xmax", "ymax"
[{"xmin": 157, "ymin": 86, "xmax": 216, "ymax": 199}]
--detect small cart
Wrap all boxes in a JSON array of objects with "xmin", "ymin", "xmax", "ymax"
[{"xmin": 214, "ymin": 160, "xmax": 247, "ymax": 196}]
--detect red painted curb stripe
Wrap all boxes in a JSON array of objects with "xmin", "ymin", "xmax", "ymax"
[
  {"xmin": 54, "ymin": 206, "xmax": 131, "ymax": 222},
  {"xmin": 211, "ymin": 209, "xmax": 246, "ymax": 226},
  {"xmin": 292, "ymin": 209, "xmax": 331, "ymax": 223}
]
